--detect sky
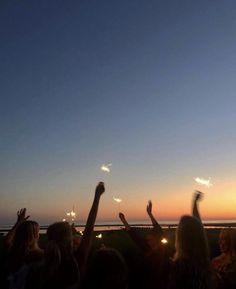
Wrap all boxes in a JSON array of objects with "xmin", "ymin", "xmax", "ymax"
[{"xmin": 1, "ymin": 0, "xmax": 236, "ymax": 225}]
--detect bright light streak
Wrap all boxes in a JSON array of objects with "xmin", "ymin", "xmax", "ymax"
[
  {"xmin": 96, "ymin": 233, "xmax": 102, "ymax": 239},
  {"xmin": 194, "ymin": 177, "xmax": 213, "ymax": 187},
  {"xmin": 79, "ymin": 231, "xmax": 83, "ymax": 236},
  {"xmin": 66, "ymin": 212, "xmax": 70, "ymax": 216},
  {"xmin": 101, "ymin": 163, "xmax": 112, "ymax": 173},
  {"xmin": 113, "ymin": 197, "xmax": 122, "ymax": 203},
  {"xmin": 161, "ymin": 238, "xmax": 168, "ymax": 244}
]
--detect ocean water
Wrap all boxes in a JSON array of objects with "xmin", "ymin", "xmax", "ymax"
[{"xmin": 1, "ymin": 219, "xmax": 236, "ymax": 234}]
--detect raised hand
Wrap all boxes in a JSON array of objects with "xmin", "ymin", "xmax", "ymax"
[
  {"xmin": 17, "ymin": 208, "xmax": 30, "ymax": 223},
  {"xmin": 194, "ymin": 191, "xmax": 203, "ymax": 202},
  {"xmin": 5, "ymin": 208, "xmax": 30, "ymax": 248},
  {"xmin": 146, "ymin": 200, "xmax": 152, "ymax": 215},
  {"xmin": 192, "ymin": 191, "xmax": 203, "ymax": 221},
  {"xmin": 119, "ymin": 212, "xmax": 130, "ymax": 230},
  {"xmin": 119, "ymin": 212, "xmax": 126, "ymax": 223},
  {"xmin": 95, "ymin": 182, "xmax": 105, "ymax": 197},
  {"xmin": 75, "ymin": 182, "xmax": 105, "ymax": 274}
]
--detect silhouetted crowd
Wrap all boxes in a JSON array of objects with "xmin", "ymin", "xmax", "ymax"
[{"xmin": 1, "ymin": 183, "xmax": 236, "ymax": 289}]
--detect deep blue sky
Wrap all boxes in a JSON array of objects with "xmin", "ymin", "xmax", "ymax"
[{"xmin": 1, "ymin": 0, "xmax": 236, "ymax": 224}]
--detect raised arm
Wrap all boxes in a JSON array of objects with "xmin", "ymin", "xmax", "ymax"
[
  {"xmin": 119, "ymin": 212, "xmax": 149, "ymax": 252},
  {"xmin": 76, "ymin": 182, "xmax": 105, "ymax": 273},
  {"xmin": 192, "ymin": 191, "xmax": 203, "ymax": 222},
  {"xmin": 119, "ymin": 212, "xmax": 131, "ymax": 231},
  {"xmin": 146, "ymin": 200, "xmax": 163, "ymax": 238},
  {"xmin": 4, "ymin": 208, "xmax": 30, "ymax": 248}
]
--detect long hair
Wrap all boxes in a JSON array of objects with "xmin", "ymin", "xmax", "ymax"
[
  {"xmin": 171, "ymin": 216, "xmax": 212, "ymax": 289},
  {"xmin": 9, "ymin": 221, "xmax": 40, "ymax": 272},
  {"xmin": 85, "ymin": 248, "xmax": 128, "ymax": 289},
  {"xmin": 174, "ymin": 215, "xmax": 209, "ymax": 265},
  {"xmin": 43, "ymin": 222, "xmax": 80, "ymax": 288}
]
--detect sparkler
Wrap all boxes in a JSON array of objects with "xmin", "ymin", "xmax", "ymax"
[
  {"xmin": 62, "ymin": 218, "xmax": 66, "ymax": 222},
  {"xmin": 101, "ymin": 163, "xmax": 112, "ymax": 173},
  {"xmin": 65, "ymin": 208, "xmax": 76, "ymax": 223},
  {"xmin": 113, "ymin": 197, "xmax": 122, "ymax": 211},
  {"xmin": 113, "ymin": 197, "xmax": 122, "ymax": 203},
  {"xmin": 194, "ymin": 177, "xmax": 213, "ymax": 187},
  {"xmin": 161, "ymin": 238, "xmax": 168, "ymax": 244},
  {"xmin": 96, "ymin": 233, "xmax": 102, "ymax": 239}
]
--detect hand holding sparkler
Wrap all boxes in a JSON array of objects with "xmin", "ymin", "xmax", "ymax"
[
  {"xmin": 76, "ymin": 182, "xmax": 105, "ymax": 274},
  {"xmin": 194, "ymin": 191, "xmax": 203, "ymax": 202},
  {"xmin": 192, "ymin": 191, "xmax": 204, "ymax": 222},
  {"xmin": 119, "ymin": 212, "xmax": 130, "ymax": 231},
  {"xmin": 95, "ymin": 182, "xmax": 105, "ymax": 198}
]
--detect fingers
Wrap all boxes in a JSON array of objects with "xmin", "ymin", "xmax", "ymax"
[
  {"xmin": 194, "ymin": 191, "xmax": 203, "ymax": 201},
  {"xmin": 17, "ymin": 208, "xmax": 29, "ymax": 222}
]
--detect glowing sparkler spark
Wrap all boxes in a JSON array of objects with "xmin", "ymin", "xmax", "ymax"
[
  {"xmin": 71, "ymin": 211, "xmax": 76, "ymax": 217},
  {"xmin": 66, "ymin": 211, "xmax": 76, "ymax": 217},
  {"xmin": 194, "ymin": 177, "xmax": 213, "ymax": 187},
  {"xmin": 65, "ymin": 209, "xmax": 76, "ymax": 223},
  {"xmin": 96, "ymin": 233, "xmax": 103, "ymax": 239},
  {"xmin": 79, "ymin": 231, "xmax": 83, "ymax": 236},
  {"xmin": 113, "ymin": 197, "xmax": 122, "ymax": 203},
  {"xmin": 161, "ymin": 238, "xmax": 168, "ymax": 244},
  {"xmin": 101, "ymin": 163, "xmax": 112, "ymax": 173},
  {"xmin": 62, "ymin": 218, "xmax": 66, "ymax": 222}
]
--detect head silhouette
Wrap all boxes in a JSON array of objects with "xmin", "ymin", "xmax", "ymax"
[
  {"xmin": 44, "ymin": 222, "xmax": 79, "ymax": 288},
  {"xmin": 175, "ymin": 215, "xmax": 209, "ymax": 266},
  {"xmin": 9, "ymin": 220, "xmax": 40, "ymax": 271},
  {"xmin": 86, "ymin": 247, "xmax": 128, "ymax": 289}
]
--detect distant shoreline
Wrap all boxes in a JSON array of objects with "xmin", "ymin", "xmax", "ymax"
[{"xmin": 1, "ymin": 220, "xmax": 236, "ymax": 234}]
